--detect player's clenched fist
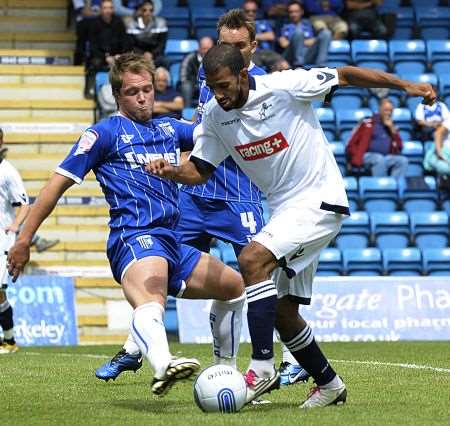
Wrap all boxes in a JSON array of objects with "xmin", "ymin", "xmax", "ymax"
[{"xmin": 146, "ymin": 159, "xmax": 177, "ymax": 179}]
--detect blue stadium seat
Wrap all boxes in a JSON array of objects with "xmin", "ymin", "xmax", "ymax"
[
  {"xmin": 392, "ymin": 108, "xmax": 413, "ymax": 139},
  {"xmin": 328, "ymin": 40, "xmax": 351, "ymax": 64},
  {"xmin": 95, "ymin": 71, "xmax": 109, "ymax": 95},
  {"xmin": 162, "ymin": 6, "xmax": 191, "ymax": 29},
  {"xmin": 336, "ymin": 108, "xmax": 371, "ymax": 138},
  {"xmin": 370, "ymin": 212, "xmax": 410, "ymax": 249},
  {"xmin": 383, "ymin": 248, "xmax": 422, "ymax": 276},
  {"xmin": 221, "ymin": 244, "xmax": 239, "ymax": 271},
  {"xmin": 209, "ymin": 246, "xmax": 222, "ymax": 260},
  {"xmin": 410, "ymin": 211, "xmax": 449, "ymax": 250},
  {"xmin": 400, "ymin": 73, "xmax": 438, "ymax": 87},
  {"xmin": 427, "ymin": 40, "xmax": 450, "ymax": 71},
  {"xmin": 359, "ymin": 177, "xmax": 399, "ymax": 213},
  {"xmin": 402, "ymin": 141, "xmax": 424, "ymax": 176},
  {"xmin": 439, "ymin": 73, "xmax": 450, "ymax": 99},
  {"xmin": 391, "ymin": 8, "xmax": 415, "ymax": 40},
  {"xmin": 343, "ymin": 176, "xmax": 359, "ymax": 211},
  {"xmin": 330, "ymin": 142, "xmax": 346, "ymax": 175},
  {"xmin": 420, "ymin": 27, "xmax": 449, "ymax": 40},
  {"xmin": 351, "ymin": 40, "xmax": 388, "ymax": 65},
  {"xmin": 182, "ymin": 107, "xmax": 196, "ymax": 121},
  {"xmin": 343, "ymin": 248, "xmax": 383, "ymax": 276},
  {"xmin": 399, "ymin": 176, "xmax": 439, "ymax": 213},
  {"xmin": 168, "ymin": 26, "xmax": 190, "ymax": 39},
  {"xmin": 331, "ymin": 94, "xmax": 363, "ymax": 110},
  {"xmin": 191, "ymin": 8, "xmax": 226, "ymax": 26},
  {"xmin": 405, "ymin": 97, "xmax": 422, "ymax": 115},
  {"xmin": 335, "ymin": 211, "xmax": 370, "ymax": 250},
  {"xmin": 195, "ymin": 26, "xmax": 218, "ymax": 39},
  {"xmin": 316, "ymin": 107, "xmax": 336, "ymax": 139},
  {"xmin": 165, "ymin": 39, "xmax": 199, "ymax": 61},
  {"xmin": 389, "ymin": 40, "xmax": 427, "ymax": 69},
  {"xmin": 432, "ymin": 61, "xmax": 450, "ymax": 75},
  {"xmin": 415, "ymin": 7, "xmax": 450, "ymax": 28},
  {"xmin": 317, "ymin": 248, "xmax": 342, "ymax": 276},
  {"xmin": 393, "ymin": 61, "xmax": 426, "ymax": 75},
  {"xmin": 422, "ymin": 248, "xmax": 450, "ymax": 275},
  {"xmin": 169, "ymin": 62, "xmax": 181, "ymax": 88}
]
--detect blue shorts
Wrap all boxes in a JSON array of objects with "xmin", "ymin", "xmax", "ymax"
[
  {"xmin": 176, "ymin": 191, "xmax": 265, "ymax": 256},
  {"xmin": 107, "ymin": 227, "xmax": 202, "ymax": 297}
]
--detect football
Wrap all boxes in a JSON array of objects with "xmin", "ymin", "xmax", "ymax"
[{"xmin": 193, "ymin": 364, "xmax": 247, "ymax": 413}]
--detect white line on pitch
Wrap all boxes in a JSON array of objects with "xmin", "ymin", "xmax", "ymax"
[{"xmin": 26, "ymin": 352, "xmax": 450, "ymax": 373}]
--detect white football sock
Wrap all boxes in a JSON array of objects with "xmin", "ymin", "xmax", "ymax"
[
  {"xmin": 123, "ymin": 333, "xmax": 141, "ymax": 355},
  {"xmin": 281, "ymin": 342, "xmax": 298, "ymax": 365},
  {"xmin": 131, "ymin": 302, "xmax": 172, "ymax": 379},
  {"xmin": 248, "ymin": 358, "xmax": 275, "ymax": 378},
  {"xmin": 210, "ymin": 293, "xmax": 245, "ymax": 369},
  {"xmin": 321, "ymin": 374, "xmax": 343, "ymax": 390}
]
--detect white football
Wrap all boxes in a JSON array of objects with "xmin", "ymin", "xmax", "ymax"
[{"xmin": 193, "ymin": 364, "xmax": 247, "ymax": 413}]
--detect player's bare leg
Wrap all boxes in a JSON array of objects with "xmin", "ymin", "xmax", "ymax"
[{"xmin": 276, "ymin": 296, "xmax": 347, "ymax": 408}]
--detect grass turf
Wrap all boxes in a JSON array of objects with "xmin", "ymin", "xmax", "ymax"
[{"xmin": 1, "ymin": 342, "xmax": 450, "ymax": 425}]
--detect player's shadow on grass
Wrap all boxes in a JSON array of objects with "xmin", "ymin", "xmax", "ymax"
[{"xmin": 113, "ymin": 398, "xmax": 192, "ymax": 413}]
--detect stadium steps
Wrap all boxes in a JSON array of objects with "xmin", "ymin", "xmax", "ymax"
[
  {"xmin": 3, "ymin": 133, "xmax": 83, "ymax": 155},
  {"xmin": 0, "ymin": 16, "xmax": 68, "ymax": 32},
  {"xmin": 0, "ymin": 64, "xmax": 85, "ymax": 84},
  {"xmin": 3, "ymin": 1, "xmax": 68, "ymax": 19},
  {"xmin": 0, "ymin": 82, "xmax": 83, "ymax": 100}
]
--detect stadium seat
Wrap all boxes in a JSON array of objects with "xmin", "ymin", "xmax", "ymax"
[
  {"xmin": 331, "ymin": 94, "xmax": 363, "ymax": 110},
  {"xmin": 383, "ymin": 248, "xmax": 422, "ymax": 276},
  {"xmin": 191, "ymin": 8, "xmax": 226, "ymax": 27},
  {"xmin": 405, "ymin": 97, "xmax": 422, "ymax": 115},
  {"xmin": 316, "ymin": 107, "xmax": 336, "ymax": 139},
  {"xmin": 399, "ymin": 176, "xmax": 439, "ymax": 213},
  {"xmin": 330, "ymin": 142, "xmax": 346, "ymax": 175},
  {"xmin": 422, "ymin": 248, "xmax": 450, "ymax": 275},
  {"xmin": 328, "ymin": 40, "xmax": 351, "ymax": 64},
  {"xmin": 162, "ymin": 6, "xmax": 191, "ymax": 30},
  {"xmin": 399, "ymin": 73, "xmax": 438, "ymax": 87},
  {"xmin": 165, "ymin": 39, "xmax": 199, "ymax": 62},
  {"xmin": 410, "ymin": 211, "xmax": 449, "ymax": 250},
  {"xmin": 343, "ymin": 176, "xmax": 359, "ymax": 211},
  {"xmin": 438, "ymin": 73, "xmax": 450, "ymax": 99},
  {"xmin": 168, "ymin": 26, "xmax": 191, "ymax": 40},
  {"xmin": 420, "ymin": 27, "xmax": 449, "ymax": 40},
  {"xmin": 401, "ymin": 141, "xmax": 424, "ymax": 176},
  {"xmin": 195, "ymin": 26, "xmax": 218, "ymax": 39},
  {"xmin": 335, "ymin": 211, "xmax": 370, "ymax": 250},
  {"xmin": 336, "ymin": 108, "xmax": 371, "ymax": 138},
  {"xmin": 351, "ymin": 40, "xmax": 388, "ymax": 66},
  {"xmin": 392, "ymin": 108, "xmax": 413, "ymax": 139},
  {"xmin": 370, "ymin": 211, "xmax": 410, "ymax": 249},
  {"xmin": 359, "ymin": 177, "xmax": 399, "ymax": 213},
  {"xmin": 390, "ymin": 8, "xmax": 415, "ymax": 40},
  {"xmin": 316, "ymin": 248, "xmax": 342, "ymax": 276},
  {"xmin": 389, "ymin": 40, "xmax": 427, "ymax": 70},
  {"xmin": 182, "ymin": 107, "xmax": 196, "ymax": 121},
  {"xmin": 415, "ymin": 7, "xmax": 450, "ymax": 29},
  {"xmin": 393, "ymin": 61, "xmax": 426, "ymax": 75},
  {"xmin": 209, "ymin": 246, "xmax": 222, "ymax": 260},
  {"xmin": 343, "ymin": 248, "xmax": 383, "ymax": 276},
  {"xmin": 95, "ymin": 71, "xmax": 109, "ymax": 96},
  {"xmin": 427, "ymin": 40, "xmax": 450, "ymax": 72},
  {"xmin": 221, "ymin": 244, "xmax": 239, "ymax": 271},
  {"xmin": 169, "ymin": 62, "xmax": 181, "ymax": 88}
]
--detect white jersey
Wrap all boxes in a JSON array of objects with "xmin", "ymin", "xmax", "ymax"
[
  {"xmin": 442, "ymin": 117, "xmax": 450, "ymax": 149},
  {"xmin": 0, "ymin": 159, "xmax": 29, "ymax": 229},
  {"xmin": 192, "ymin": 67, "xmax": 349, "ymax": 212}
]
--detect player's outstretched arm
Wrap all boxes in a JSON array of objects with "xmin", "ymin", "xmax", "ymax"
[
  {"xmin": 337, "ymin": 66, "xmax": 436, "ymax": 105},
  {"xmin": 7, "ymin": 173, "xmax": 74, "ymax": 281},
  {"xmin": 146, "ymin": 158, "xmax": 212, "ymax": 185}
]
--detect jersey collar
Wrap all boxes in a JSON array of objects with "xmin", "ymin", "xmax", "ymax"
[{"xmin": 248, "ymin": 75, "xmax": 256, "ymax": 91}]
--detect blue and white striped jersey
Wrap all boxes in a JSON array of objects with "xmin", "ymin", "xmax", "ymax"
[
  {"xmin": 180, "ymin": 63, "xmax": 265, "ymax": 203},
  {"xmin": 57, "ymin": 114, "xmax": 194, "ymax": 230}
]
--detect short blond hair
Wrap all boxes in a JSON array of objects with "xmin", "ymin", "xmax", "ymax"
[{"xmin": 109, "ymin": 53, "xmax": 155, "ymax": 97}]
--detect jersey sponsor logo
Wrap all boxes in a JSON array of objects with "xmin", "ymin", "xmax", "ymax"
[
  {"xmin": 258, "ymin": 102, "xmax": 274, "ymax": 121},
  {"xmin": 234, "ymin": 132, "xmax": 288, "ymax": 161},
  {"xmin": 136, "ymin": 234, "xmax": 153, "ymax": 249},
  {"xmin": 289, "ymin": 245, "xmax": 305, "ymax": 261},
  {"xmin": 120, "ymin": 133, "xmax": 134, "ymax": 144},
  {"xmin": 220, "ymin": 117, "xmax": 241, "ymax": 126},
  {"xmin": 316, "ymin": 71, "xmax": 335, "ymax": 85},
  {"xmin": 124, "ymin": 149, "xmax": 180, "ymax": 169},
  {"xmin": 74, "ymin": 129, "xmax": 99, "ymax": 156},
  {"xmin": 159, "ymin": 122, "xmax": 175, "ymax": 137}
]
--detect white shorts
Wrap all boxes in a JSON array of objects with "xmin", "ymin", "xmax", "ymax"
[
  {"xmin": 253, "ymin": 202, "xmax": 346, "ymax": 304},
  {"xmin": 0, "ymin": 230, "xmax": 16, "ymax": 288}
]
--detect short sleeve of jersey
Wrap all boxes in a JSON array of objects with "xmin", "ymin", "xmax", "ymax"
[
  {"xmin": 170, "ymin": 118, "xmax": 196, "ymax": 151},
  {"xmin": 443, "ymin": 117, "xmax": 450, "ymax": 132},
  {"xmin": 7, "ymin": 164, "xmax": 29, "ymax": 206},
  {"xmin": 414, "ymin": 103, "xmax": 424, "ymax": 121},
  {"xmin": 258, "ymin": 67, "xmax": 338, "ymax": 102},
  {"xmin": 191, "ymin": 117, "xmax": 228, "ymax": 168},
  {"xmin": 56, "ymin": 125, "xmax": 111, "ymax": 184}
]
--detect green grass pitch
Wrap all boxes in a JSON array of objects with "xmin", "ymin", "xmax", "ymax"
[{"xmin": 2, "ymin": 342, "xmax": 450, "ymax": 425}]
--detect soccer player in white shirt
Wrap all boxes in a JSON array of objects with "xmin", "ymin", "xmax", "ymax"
[
  {"xmin": 0, "ymin": 128, "xmax": 30, "ymax": 354},
  {"xmin": 147, "ymin": 44, "xmax": 436, "ymax": 408}
]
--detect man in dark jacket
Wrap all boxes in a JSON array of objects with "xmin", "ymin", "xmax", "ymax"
[
  {"xmin": 85, "ymin": 0, "xmax": 133, "ymax": 97},
  {"xmin": 346, "ymin": 98, "xmax": 409, "ymax": 177}
]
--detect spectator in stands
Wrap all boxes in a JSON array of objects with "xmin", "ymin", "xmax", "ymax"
[
  {"xmin": 179, "ymin": 36, "xmax": 214, "ymax": 108},
  {"xmin": 112, "ymin": 0, "xmax": 161, "ymax": 17},
  {"xmin": 243, "ymin": 0, "xmax": 288, "ymax": 71},
  {"xmin": 153, "ymin": 67, "xmax": 184, "ymax": 119},
  {"xmin": 414, "ymin": 87, "xmax": 450, "ymax": 142},
  {"xmin": 85, "ymin": 0, "xmax": 133, "ymax": 98},
  {"xmin": 260, "ymin": 0, "xmax": 290, "ymax": 18},
  {"xmin": 423, "ymin": 118, "xmax": 450, "ymax": 179},
  {"xmin": 73, "ymin": 0, "xmax": 102, "ymax": 65},
  {"xmin": 345, "ymin": 0, "xmax": 387, "ymax": 40},
  {"xmin": 126, "ymin": 0, "xmax": 169, "ymax": 69},
  {"xmin": 346, "ymin": 98, "xmax": 409, "ymax": 177},
  {"xmin": 278, "ymin": 1, "xmax": 332, "ymax": 68},
  {"xmin": 303, "ymin": 0, "xmax": 348, "ymax": 40}
]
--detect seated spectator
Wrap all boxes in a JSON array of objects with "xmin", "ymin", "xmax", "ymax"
[
  {"xmin": 303, "ymin": 0, "xmax": 348, "ymax": 40},
  {"xmin": 415, "ymin": 88, "xmax": 450, "ymax": 142},
  {"xmin": 260, "ymin": 0, "xmax": 290, "ymax": 18},
  {"xmin": 346, "ymin": 98, "xmax": 409, "ymax": 178},
  {"xmin": 126, "ymin": 0, "xmax": 169, "ymax": 68},
  {"xmin": 112, "ymin": 0, "xmax": 161, "ymax": 17},
  {"xmin": 153, "ymin": 67, "xmax": 184, "ymax": 119},
  {"xmin": 179, "ymin": 36, "xmax": 214, "ymax": 108},
  {"xmin": 345, "ymin": 0, "xmax": 387, "ymax": 40},
  {"xmin": 243, "ymin": 0, "xmax": 287, "ymax": 71},
  {"xmin": 278, "ymin": 1, "xmax": 331, "ymax": 68},
  {"xmin": 424, "ymin": 118, "xmax": 450, "ymax": 179},
  {"xmin": 85, "ymin": 0, "xmax": 133, "ymax": 98},
  {"xmin": 72, "ymin": 0, "xmax": 101, "ymax": 65}
]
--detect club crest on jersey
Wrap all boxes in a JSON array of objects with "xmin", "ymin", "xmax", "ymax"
[
  {"xmin": 235, "ymin": 132, "xmax": 288, "ymax": 161},
  {"xmin": 258, "ymin": 102, "xmax": 274, "ymax": 121},
  {"xmin": 159, "ymin": 122, "xmax": 175, "ymax": 137},
  {"xmin": 120, "ymin": 133, "xmax": 134, "ymax": 144},
  {"xmin": 136, "ymin": 234, "xmax": 153, "ymax": 249},
  {"xmin": 74, "ymin": 129, "xmax": 99, "ymax": 156}
]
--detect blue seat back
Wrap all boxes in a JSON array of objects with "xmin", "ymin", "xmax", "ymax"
[
  {"xmin": 422, "ymin": 248, "xmax": 450, "ymax": 275},
  {"xmin": 383, "ymin": 248, "xmax": 422, "ymax": 275},
  {"xmin": 343, "ymin": 248, "xmax": 383, "ymax": 275}
]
